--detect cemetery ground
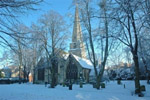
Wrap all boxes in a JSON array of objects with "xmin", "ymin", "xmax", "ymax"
[{"xmin": 0, "ymin": 81, "xmax": 150, "ymax": 100}]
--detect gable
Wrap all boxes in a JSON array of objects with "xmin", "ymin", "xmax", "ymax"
[{"xmin": 66, "ymin": 54, "xmax": 93, "ymax": 70}]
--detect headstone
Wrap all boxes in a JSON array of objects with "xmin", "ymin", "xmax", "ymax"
[{"xmin": 69, "ymin": 84, "xmax": 72, "ymax": 90}]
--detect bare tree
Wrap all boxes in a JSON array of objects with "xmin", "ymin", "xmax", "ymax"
[
  {"xmin": 11, "ymin": 23, "xmax": 43, "ymax": 83},
  {"xmin": 109, "ymin": 0, "xmax": 146, "ymax": 94},
  {"xmin": 30, "ymin": 23, "xmax": 45, "ymax": 84},
  {"xmin": 38, "ymin": 10, "xmax": 69, "ymax": 88},
  {"xmin": 0, "ymin": 1, "xmax": 43, "ymax": 81},
  {"xmin": 139, "ymin": 30, "xmax": 150, "ymax": 84},
  {"xmin": 0, "ymin": 0, "xmax": 43, "ymax": 50},
  {"xmin": 96, "ymin": 0, "xmax": 110, "ymax": 89},
  {"xmin": 76, "ymin": 0, "xmax": 112, "ymax": 89},
  {"xmin": 11, "ymin": 24, "xmax": 30, "ymax": 84},
  {"xmin": 78, "ymin": 0, "xmax": 99, "ymax": 88}
]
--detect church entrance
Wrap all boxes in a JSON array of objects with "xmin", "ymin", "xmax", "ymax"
[{"xmin": 66, "ymin": 58, "xmax": 78, "ymax": 80}]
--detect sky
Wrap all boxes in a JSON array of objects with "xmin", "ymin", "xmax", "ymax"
[
  {"xmin": 0, "ymin": 0, "xmax": 75, "ymax": 68},
  {"xmin": 20, "ymin": 0, "xmax": 74, "ymax": 26}
]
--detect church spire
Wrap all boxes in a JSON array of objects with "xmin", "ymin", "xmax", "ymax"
[
  {"xmin": 72, "ymin": 4, "xmax": 83, "ymax": 43},
  {"xmin": 69, "ymin": 4, "xmax": 86, "ymax": 58}
]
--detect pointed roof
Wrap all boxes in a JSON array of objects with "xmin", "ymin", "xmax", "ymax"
[
  {"xmin": 72, "ymin": 4, "xmax": 83, "ymax": 43},
  {"xmin": 66, "ymin": 53, "xmax": 93, "ymax": 69},
  {"xmin": 72, "ymin": 54, "xmax": 93, "ymax": 69}
]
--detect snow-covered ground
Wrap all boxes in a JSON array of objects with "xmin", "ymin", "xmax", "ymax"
[{"xmin": 0, "ymin": 81, "xmax": 149, "ymax": 100}]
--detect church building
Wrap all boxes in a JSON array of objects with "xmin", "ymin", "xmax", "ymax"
[{"xmin": 34, "ymin": 5, "xmax": 93, "ymax": 84}]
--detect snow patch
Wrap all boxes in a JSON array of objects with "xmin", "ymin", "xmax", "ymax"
[{"xmin": 0, "ymin": 81, "xmax": 149, "ymax": 100}]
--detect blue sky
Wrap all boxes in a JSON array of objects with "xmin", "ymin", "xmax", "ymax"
[{"xmin": 20, "ymin": 0, "xmax": 74, "ymax": 26}]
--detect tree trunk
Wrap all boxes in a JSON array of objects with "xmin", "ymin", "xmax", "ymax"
[
  {"xmin": 27, "ymin": 72, "xmax": 29, "ymax": 81},
  {"xmin": 96, "ymin": 76, "xmax": 101, "ymax": 89},
  {"xmin": 19, "ymin": 65, "xmax": 21, "ymax": 84},
  {"xmin": 23, "ymin": 65, "xmax": 26, "ymax": 80},
  {"xmin": 130, "ymin": 8, "xmax": 141, "ymax": 94},
  {"xmin": 50, "ymin": 62, "xmax": 56, "ymax": 88},
  {"xmin": 51, "ymin": 73, "xmax": 55, "ymax": 88},
  {"xmin": 96, "ymin": 5, "xmax": 109, "ymax": 89},
  {"xmin": 51, "ymin": 72, "xmax": 56, "ymax": 88},
  {"xmin": 96, "ymin": 65, "xmax": 104, "ymax": 89},
  {"xmin": 132, "ymin": 52, "xmax": 141, "ymax": 93}
]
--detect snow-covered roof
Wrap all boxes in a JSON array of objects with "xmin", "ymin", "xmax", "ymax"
[{"xmin": 72, "ymin": 54, "xmax": 93, "ymax": 69}]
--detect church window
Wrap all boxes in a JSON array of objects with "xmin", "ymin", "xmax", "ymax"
[{"xmin": 66, "ymin": 57, "xmax": 78, "ymax": 80}]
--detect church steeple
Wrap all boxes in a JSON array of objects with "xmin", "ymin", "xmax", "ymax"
[
  {"xmin": 72, "ymin": 4, "xmax": 83, "ymax": 43},
  {"xmin": 69, "ymin": 5, "xmax": 86, "ymax": 58}
]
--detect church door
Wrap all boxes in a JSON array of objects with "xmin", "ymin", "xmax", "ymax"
[{"xmin": 66, "ymin": 57, "xmax": 78, "ymax": 80}]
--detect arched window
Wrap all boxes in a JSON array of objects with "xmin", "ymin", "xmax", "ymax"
[{"xmin": 66, "ymin": 58, "xmax": 78, "ymax": 80}]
